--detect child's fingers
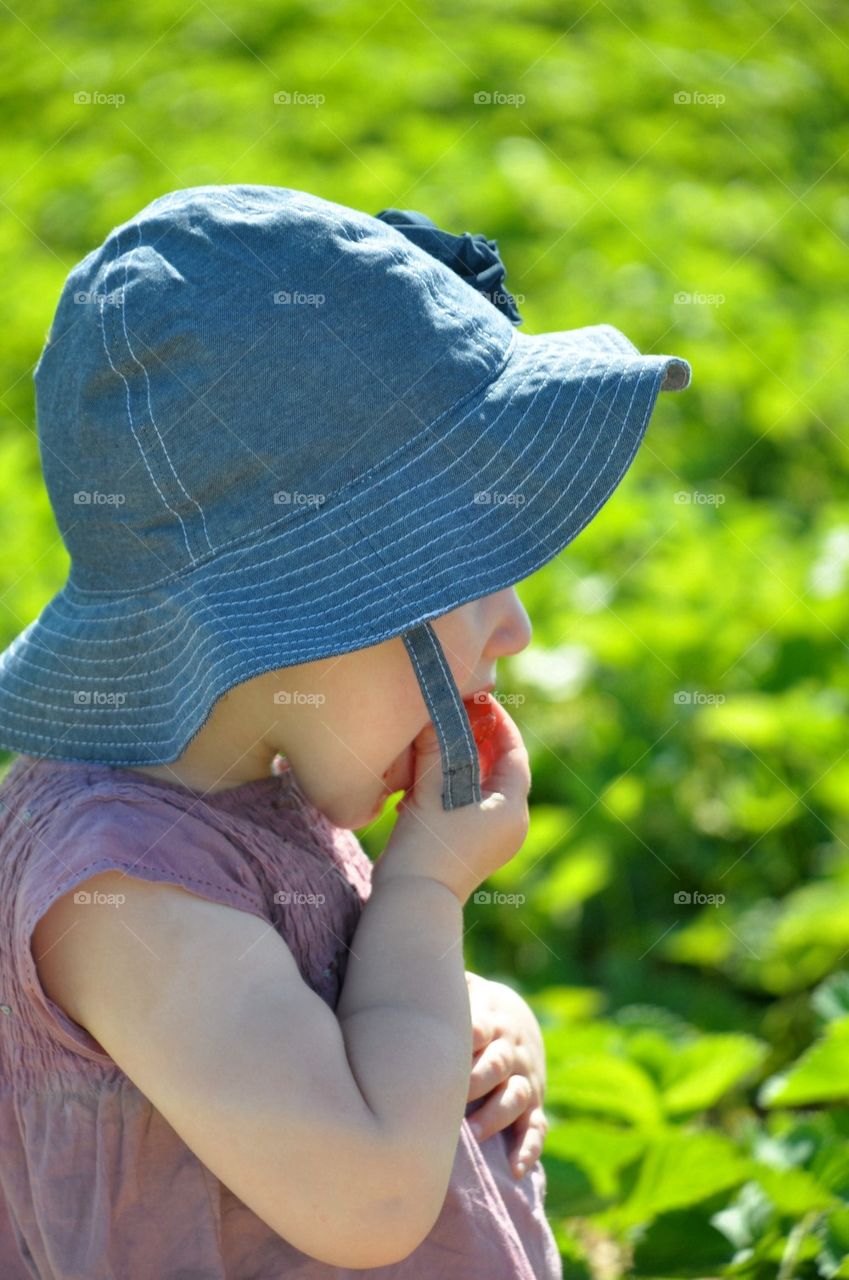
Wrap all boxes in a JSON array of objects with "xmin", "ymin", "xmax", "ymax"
[
  {"xmin": 466, "ymin": 1035, "xmax": 526, "ymax": 1102},
  {"xmin": 510, "ymin": 1104, "xmax": 549, "ymax": 1179},
  {"xmin": 467, "ymin": 1074, "xmax": 535, "ymax": 1143},
  {"xmin": 471, "ymin": 1018, "xmax": 492, "ymax": 1055},
  {"xmin": 484, "ymin": 697, "xmax": 531, "ymax": 802},
  {"xmin": 466, "ymin": 997, "xmax": 495, "ymax": 1056}
]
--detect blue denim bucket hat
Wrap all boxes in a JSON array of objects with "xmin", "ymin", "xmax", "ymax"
[{"xmin": 0, "ymin": 184, "xmax": 691, "ymax": 809}]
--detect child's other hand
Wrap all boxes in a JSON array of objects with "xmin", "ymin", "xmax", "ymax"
[{"xmin": 464, "ymin": 972, "xmax": 549, "ymax": 1180}]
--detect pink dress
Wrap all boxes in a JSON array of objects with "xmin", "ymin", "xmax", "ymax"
[{"xmin": 0, "ymin": 753, "xmax": 562, "ymax": 1278}]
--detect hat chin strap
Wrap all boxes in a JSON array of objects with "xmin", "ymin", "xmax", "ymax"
[{"xmin": 401, "ymin": 622, "xmax": 482, "ymax": 810}]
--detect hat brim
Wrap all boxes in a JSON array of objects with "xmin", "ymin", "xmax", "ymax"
[{"xmin": 0, "ymin": 322, "xmax": 690, "ymax": 765}]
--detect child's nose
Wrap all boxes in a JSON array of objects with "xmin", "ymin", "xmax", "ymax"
[{"xmin": 488, "ymin": 589, "xmax": 533, "ymax": 660}]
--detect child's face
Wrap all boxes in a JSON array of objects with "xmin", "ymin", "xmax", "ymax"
[{"xmin": 267, "ymin": 587, "xmax": 532, "ymax": 829}]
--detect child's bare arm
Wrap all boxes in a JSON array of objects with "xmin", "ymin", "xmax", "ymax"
[
  {"xmin": 32, "ymin": 868, "xmax": 467, "ymax": 1269},
  {"xmin": 32, "ymin": 703, "xmax": 531, "ymax": 1266},
  {"xmin": 335, "ymin": 873, "xmax": 472, "ymax": 1224}
]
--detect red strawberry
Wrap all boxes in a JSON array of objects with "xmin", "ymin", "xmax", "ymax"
[{"xmin": 463, "ymin": 695, "xmax": 498, "ymax": 782}]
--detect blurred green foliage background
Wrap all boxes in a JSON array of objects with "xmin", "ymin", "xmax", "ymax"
[{"xmin": 1, "ymin": 1, "xmax": 847, "ymax": 1274}]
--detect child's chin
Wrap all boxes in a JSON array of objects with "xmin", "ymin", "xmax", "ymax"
[
  {"xmin": 346, "ymin": 787, "xmax": 403, "ymax": 831},
  {"xmin": 316, "ymin": 789, "xmax": 384, "ymax": 831},
  {"xmin": 321, "ymin": 761, "xmax": 412, "ymax": 830}
]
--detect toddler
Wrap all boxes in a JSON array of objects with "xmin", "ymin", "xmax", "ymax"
[{"xmin": 0, "ymin": 183, "xmax": 690, "ymax": 1277}]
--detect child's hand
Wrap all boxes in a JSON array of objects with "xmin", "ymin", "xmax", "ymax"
[
  {"xmin": 377, "ymin": 696, "xmax": 531, "ymax": 908},
  {"xmin": 464, "ymin": 972, "xmax": 549, "ymax": 1180}
]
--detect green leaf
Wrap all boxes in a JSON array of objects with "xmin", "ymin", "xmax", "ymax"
[
  {"xmin": 613, "ymin": 1004, "xmax": 696, "ymax": 1041},
  {"xmin": 817, "ymin": 1206, "xmax": 849, "ymax": 1278},
  {"xmin": 533, "ymin": 839, "xmax": 611, "ymax": 918},
  {"xmin": 711, "ymin": 1180, "xmax": 775, "ymax": 1251},
  {"xmin": 754, "ymin": 1165, "xmax": 837, "ymax": 1215},
  {"xmin": 529, "ymin": 985, "xmax": 606, "ymax": 1025},
  {"xmin": 488, "ymin": 804, "xmax": 573, "ymax": 890},
  {"xmin": 661, "ymin": 911, "xmax": 734, "ymax": 970},
  {"xmin": 812, "ymin": 1144, "xmax": 849, "ymax": 1202},
  {"xmin": 660, "ymin": 1034, "xmax": 769, "ymax": 1115},
  {"xmin": 631, "ymin": 1204, "xmax": 738, "ymax": 1276},
  {"xmin": 753, "ymin": 1125, "xmax": 816, "ymax": 1170},
  {"xmin": 544, "ymin": 1118, "xmax": 647, "ymax": 1198},
  {"xmin": 537, "ymin": 1150, "xmax": 604, "ymax": 1219},
  {"xmin": 542, "ymin": 1021, "xmax": 623, "ymax": 1062},
  {"xmin": 755, "ymin": 1112, "xmax": 849, "ymax": 1200},
  {"xmin": 621, "ymin": 1029, "xmax": 685, "ymax": 1086},
  {"xmin": 813, "ymin": 971, "xmax": 849, "ymax": 1024},
  {"xmin": 760, "ymin": 1017, "xmax": 849, "ymax": 1107},
  {"xmin": 545, "ymin": 1052, "xmax": 664, "ymax": 1128},
  {"xmin": 615, "ymin": 1129, "xmax": 754, "ymax": 1226}
]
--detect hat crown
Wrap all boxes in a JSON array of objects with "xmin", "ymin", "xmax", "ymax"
[{"xmin": 34, "ymin": 184, "xmax": 514, "ymax": 592}]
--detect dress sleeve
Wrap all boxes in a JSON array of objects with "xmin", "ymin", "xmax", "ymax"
[{"xmin": 13, "ymin": 791, "xmax": 271, "ymax": 1062}]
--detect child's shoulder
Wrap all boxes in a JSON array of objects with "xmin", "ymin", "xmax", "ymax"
[
  {"xmin": 3, "ymin": 752, "xmax": 273, "ymax": 952},
  {"xmin": 3, "ymin": 757, "xmax": 277, "ymax": 1064}
]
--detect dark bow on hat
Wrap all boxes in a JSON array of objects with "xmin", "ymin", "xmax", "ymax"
[{"xmin": 374, "ymin": 207, "xmax": 524, "ymax": 326}]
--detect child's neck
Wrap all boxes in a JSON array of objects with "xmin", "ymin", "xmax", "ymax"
[{"xmin": 121, "ymin": 742, "xmax": 280, "ymax": 796}]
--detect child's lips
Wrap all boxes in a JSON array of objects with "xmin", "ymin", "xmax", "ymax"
[{"xmin": 381, "ymin": 688, "xmax": 495, "ymax": 795}]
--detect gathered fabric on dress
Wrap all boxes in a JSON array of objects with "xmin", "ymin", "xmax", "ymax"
[{"xmin": 0, "ymin": 753, "xmax": 561, "ymax": 1279}]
